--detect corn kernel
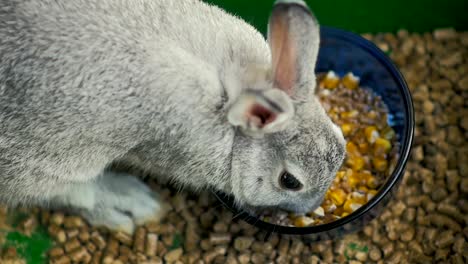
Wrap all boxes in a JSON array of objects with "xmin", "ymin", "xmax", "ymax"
[
  {"xmin": 366, "ymin": 175, "xmax": 379, "ymax": 189},
  {"xmin": 341, "ymin": 123, "xmax": 354, "ymax": 136},
  {"xmin": 294, "ymin": 216, "xmax": 315, "ymax": 227},
  {"xmin": 350, "ymin": 192, "xmax": 367, "ymax": 204},
  {"xmin": 329, "ymin": 189, "xmax": 347, "ymax": 206},
  {"xmin": 341, "ymin": 72, "xmax": 360, "ymax": 90},
  {"xmin": 367, "ymin": 190, "xmax": 378, "ymax": 201},
  {"xmin": 364, "ymin": 126, "xmax": 380, "ymax": 144},
  {"xmin": 372, "ymin": 157, "xmax": 388, "ymax": 172},
  {"xmin": 341, "ymin": 212, "xmax": 350, "ymax": 217},
  {"xmin": 351, "ymin": 203, "xmax": 363, "ymax": 212},
  {"xmin": 313, "ymin": 206, "xmax": 325, "ymax": 217},
  {"xmin": 336, "ymin": 170, "xmax": 346, "ymax": 180},
  {"xmin": 346, "ymin": 156, "xmax": 365, "ymax": 171},
  {"xmin": 346, "ymin": 171, "xmax": 360, "ymax": 188},
  {"xmin": 321, "ymin": 71, "xmax": 340, "ymax": 89},
  {"xmin": 360, "ymin": 170, "xmax": 373, "ymax": 180},
  {"xmin": 358, "ymin": 142, "xmax": 370, "ymax": 154},
  {"xmin": 341, "ymin": 110, "xmax": 359, "ymax": 119},
  {"xmin": 322, "ymin": 203, "xmax": 337, "ymax": 213},
  {"xmin": 333, "ymin": 207, "xmax": 344, "ymax": 216},
  {"xmin": 346, "ymin": 142, "xmax": 361, "ymax": 157},
  {"xmin": 358, "ymin": 186, "xmax": 368, "ymax": 192},
  {"xmin": 343, "ymin": 199, "xmax": 363, "ymax": 213},
  {"xmin": 373, "ymin": 137, "xmax": 392, "ymax": 155}
]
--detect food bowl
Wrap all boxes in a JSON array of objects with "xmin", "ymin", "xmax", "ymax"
[{"xmin": 214, "ymin": 26, "xmax": 414, "ymax": 240}]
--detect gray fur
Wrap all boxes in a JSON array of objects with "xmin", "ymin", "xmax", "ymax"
[{"xmin": 0, "ymin": 0, "xmax": 345, "ymax": 232}]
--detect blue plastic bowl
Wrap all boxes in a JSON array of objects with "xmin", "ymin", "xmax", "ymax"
[{"xmin": 215, "ymin": 26, "xmax": 414, "ymax": 240}]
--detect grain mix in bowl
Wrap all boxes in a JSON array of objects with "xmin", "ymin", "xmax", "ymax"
[{"xmin": 260, "ymin": 71, "xmax": 400, "ymax": 227}]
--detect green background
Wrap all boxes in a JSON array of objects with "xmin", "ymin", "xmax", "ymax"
[{"xmin": 207, "ymin": 0, "xmax": 468, "ymax": 34}]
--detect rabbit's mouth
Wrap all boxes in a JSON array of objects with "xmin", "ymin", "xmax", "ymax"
[{"xmin": 235, "ymin": 195, "xmax": 324, "ymax": 217}]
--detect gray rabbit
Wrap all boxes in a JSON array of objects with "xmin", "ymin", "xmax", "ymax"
[{"xmin": 0, "ymin": 0, "xmax": 346, "ymax": 233}]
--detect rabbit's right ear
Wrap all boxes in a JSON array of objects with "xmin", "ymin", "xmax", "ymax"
[{"xmin": 268, "ymin": 0, "xmax": 320, "ymax": 98}]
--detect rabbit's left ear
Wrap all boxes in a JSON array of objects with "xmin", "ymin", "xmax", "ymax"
[
  {"xmin": 268, "ymin": 0, "xmax": 320, "ymax": 98},
  {"xmin": 227, "ymin": 89, "xmax": 294, "ymax": 137}
]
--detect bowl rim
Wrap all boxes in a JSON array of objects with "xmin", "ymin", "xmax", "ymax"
[{"xmin": 214, "ymin": 26, "xmax": 415, "ymax": 235}]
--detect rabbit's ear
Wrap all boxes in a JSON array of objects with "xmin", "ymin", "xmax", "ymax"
[
  {"xmin": 268, "ymin": 0, "xmax": 320, "ymax": 97},
  {"xmin": 227, "ymin": 89, "xmax": 294, "ymax": 137}
]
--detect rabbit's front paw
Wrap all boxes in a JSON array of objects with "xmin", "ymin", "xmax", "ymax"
[{"xmin": 79, "ymin": 172, "xmax": 168, "ymax": 234}]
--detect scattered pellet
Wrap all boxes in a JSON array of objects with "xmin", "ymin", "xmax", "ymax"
[
  {"xmin": 79, "ymin": 229, "xmax": 90, "ymax": 242},
  {"xmin": 143, "ymin": 233, "xmax": 158, "ymax": 257},
  {"xmin": 435, "ymin": 248, "xmax": 450, "ymax": 261},
  {"xmin": 164, "ymin": 248, "xmax": 183, "ymax": 263},
  {"xmin": 48, "ymin": 247, "xmax": 64, "ymax": 258},
  {"xmin": 50, "ymin": 213, "xmax": 65, "ymax": 226},
  {"xmin": 66, "ymin": 229, "xmax": 79, "ymax": 239},
  {"xmin": 69, "ymin": 247, "xmax": 90, "ymax": 262},
  {"xmin": 63, "ymin": 216, "xmax": 84, "ymax": 229},
  {"xmin": 435, "ymin": 230, "xmax": 454, "ymax": 248},
  {"xmin": 368, "ymin": 246, "xmax": 382, "ymax": 261},
  {"xmin": 209, "ymin": 233, "xmax": 231, "ymax": 244},
  {"xmin": 101, "ymin": 255, "xmax": 113, "ymax": 264},
  {"xmin": 85, "ymin": 242, "xmax": 96, "ymax": 253},
  {"xmin": 428, "ymin": 214, "xmax": 462, "ymax": 231},
  {"xmin": 51, "ymin": 255, "xmax": 71, "ymax": 264},
  {"xmin": 113, "ymin": 231, "xmax": 133, "ymax": 246},
  {"xmin": 64, "ymin": 238, "xmax": 81, "ymax": 253},
  {"xmin": 90, "ymin": 251, "xmax": 102, "ymax": 264},
  {"xmin": 237, "ymin": 252, "xmax": 251, "ymax": 264},
  {"xmin": 105, "ymin": 239, "xmax": 119, "ymax": 256}
]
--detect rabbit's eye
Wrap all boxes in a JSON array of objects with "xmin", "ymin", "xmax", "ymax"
[{"xmin": 279, "ymin": 172, "xmax": 303, "ymax": 191}]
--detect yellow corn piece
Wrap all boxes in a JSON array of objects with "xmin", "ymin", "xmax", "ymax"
[
  {"xmin": 346, "ymin": 142, "xmax": 361, "ymax": 157},
  {"xmin": 364, "ymin": 126, "xmax": 380, "ymax": 144},
  {"xmin": 372, "ymin": 157, "xmax": 388, "ymax": 172},
  {"xmin": 329, "ymin": 189, "xmax": 347, "ymax": 206},
  {"xmin": 313, "ymin": 206, "xmax": 325, "ymax": 217},
  {"xmin": 322, "ymin": 203, "xmax": 337, "ymax": 213},
  {"xmin": 328, "ymin": 108, "xmax": 339, "ymax": 120},
  {"xmin": 346, "ymin": 171, "xmax": 360, "ymax": 188},
  {"xmin": 349, "ymin": 192, "xmax": 367, "ymax": 204},
  {"xmin": 347, "ymin": 156, "xmax": 365, "ymax": 171},
  {"xmin": 366, "ymin": 175, "xmax": 379, "ymax": 189},
  {"xmin": 336, "ymin": 170, "xmax": 346, "ymax": 180},
  {"xmin": 341, "ymin": 72, "xmax": 360, "ymax": 90},
  {"xmin": 333, "ymin": 207, "xmax": 344, "ymax": 216},
  {"xmin": 360, "ymin": 170, "xmax": 372, "ymax": 179},
  {"xmin": 321, "ymin": 71, "xmax": 340, "ymax": 89},
  {"xmin": 294, "ymin": 216, "xmax": 315, "ymax": 227},
  {"xmin": 340, "ymin": 123, "xmax": 354, "ymax": 136},
  {"xmin": 341, "ymin": 212, "xmax": 350, "ymax": 217},
  {"xmin": 367, "ymin": 190, "xmax": 379, "ymax": 201},
  {"xmin": 343, "ymin": 199, "xmax": 364, "ymax": 213},
  {"xmin": 358, "ymin": 142, "xmax": 370, "ymax": 154},
  {"xmin": 358, "ymin": 186, "xmax": 369, "ymax": 193},
  {"xmin": 341, "ymin": 110, "xmax": 359, "ymax": 119},
  {"xmin": 373, "ymin": 137, "xmax": 392, "ymax": 156}
]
